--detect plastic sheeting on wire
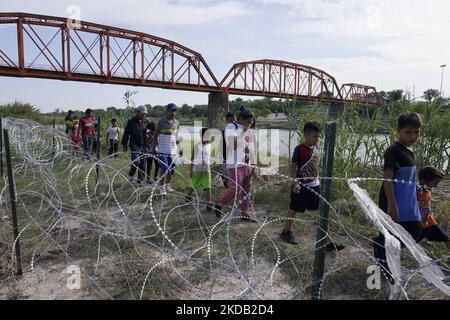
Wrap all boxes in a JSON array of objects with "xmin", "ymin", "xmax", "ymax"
[{"xmin": 349, "ymin": 180, "xmax": 450, "ymax": 299}]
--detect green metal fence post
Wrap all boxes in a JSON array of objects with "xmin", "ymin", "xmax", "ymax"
[
  {"xmin": 3, "ymin": 129, "xmax": 23, "ymax": 276},
  {"xmin": 311, "ymin": 121, "xmax": 337, "ymax": 300}
]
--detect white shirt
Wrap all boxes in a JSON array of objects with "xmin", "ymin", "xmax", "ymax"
[
  {"xmin": 248, "ymin": 128, "xmax": 257, "ymax": 165},
  {"xmin": 108, "ymin": 126, "xmax": 120, "ymax": 141},
  {"xmin": 193, "ymin": 143, "xmax": 212, "ymax": 172},
  {"xmin": 224, "ymin": 123, "xmax": 247, "ymax": 169}
]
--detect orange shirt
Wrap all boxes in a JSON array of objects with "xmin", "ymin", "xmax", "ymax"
[{"xmin": 417, "ymin": 186, "xmax": 437, "ymax": 229}]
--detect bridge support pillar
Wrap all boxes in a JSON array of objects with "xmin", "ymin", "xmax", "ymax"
[
  {"xmin": 328, "ymin": 103, "xmax": 344, "ymax": 119},
  {"xmin": 208, "ymin": 92, "xmax": 229, "ymax": 129}
]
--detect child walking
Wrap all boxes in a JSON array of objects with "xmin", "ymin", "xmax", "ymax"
[
  {"xmin": 68, "ymin": 126, "xmax": 81, "ymax": 156},
  {"xmin": 145, "ymin": 121, "xmax": 160, "ymax": 184},
  {"xmin": 107, "ymin": 118, "xmax": 121, "ymax": 157},
  {"xmin": 417, "ymin": 166, "xmax": 450, "ymax": 252},
  {"xmin": 372, "ymin": 112, "xmax": 423, "ymax": 283},
  {"xmin": 186, "ymin": 128, "xmax": 214, "ymax": 212},
  {"xmin": 280, "ymin": 121, "xmax": 345, "ymax": 251},
  {"xmin": 92, "ymin": 121, "xmax": 102, "ymax": 155}
]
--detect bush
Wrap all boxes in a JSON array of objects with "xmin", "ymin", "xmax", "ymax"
[{"xmin": 0, "ymin": 101, "xmax": 53, "ymax": 125}]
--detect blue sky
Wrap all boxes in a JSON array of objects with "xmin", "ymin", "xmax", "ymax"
[{"xmin": 1, "ymin": 0, "xmax": 449, "ymax": 112}]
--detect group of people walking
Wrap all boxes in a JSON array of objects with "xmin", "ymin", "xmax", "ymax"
[{"xmin": 63, "ymin": 104, "xmax": 450, "ymax": 283}]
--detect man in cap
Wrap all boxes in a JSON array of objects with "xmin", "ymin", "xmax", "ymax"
[
  {"xmin": 122, "ymin": 105, "xmax": 150, "ymax": 185},
  {"xmin": 152, "ymin": 103, "xmax": 181, "ymax": 195}
]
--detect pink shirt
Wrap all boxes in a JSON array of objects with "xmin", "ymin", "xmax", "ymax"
[{"xmin": 69, "ymin": 132, "xmax": 81, "ymax": 148}]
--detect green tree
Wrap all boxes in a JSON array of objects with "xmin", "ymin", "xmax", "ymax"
[
  {"xmin": 423, "ymin": 89, "xmax": 440, "ymax": 102},
  {"xmin": 387, "ymin": 90, "xmax": 404, "ymax": 103}
]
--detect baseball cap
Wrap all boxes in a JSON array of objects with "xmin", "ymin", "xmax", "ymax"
[
  {"xmin": 167, "ymin": 103, "xmax": 178, "ymax": 111},
  {"xmin": 136, "ymin": 105, "xmax": 147, "ymax": 114}
]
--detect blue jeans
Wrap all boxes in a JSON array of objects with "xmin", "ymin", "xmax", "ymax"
[
  {"xmin": 129, "ymin": 144, "xmax": 146, "ymax": 182},
  {"xmin": 157, "ymin": 153, "xmax": 177, "ymax": 176},
  {"xmin": 82, "ymin": 136, "xmax": 92, "ymax": 160}
]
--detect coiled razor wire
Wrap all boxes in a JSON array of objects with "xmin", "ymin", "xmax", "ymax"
[{"xmin": 0, "ymin": 117, "xmax": 449, "ymax": 300}]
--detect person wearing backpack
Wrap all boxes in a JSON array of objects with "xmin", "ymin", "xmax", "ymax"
[{"xmin": 214, "ymin": 109, "xmax": 256, "ymax": 223}]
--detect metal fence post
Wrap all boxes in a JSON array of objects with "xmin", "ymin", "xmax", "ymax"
[
  {"xmin": 3, "ymin": 129, "xmax": 23, "ymax": 276},
  {"xmin": 95, "ymin": 117, "xmax": 101, "ymax": 187},
  {"xmin": 52, "ymin": 118, "xmax": 56, "ymax": 157},
  {"xmin": 311, "ymin": 121, "xmax": 337, "ymax": 300}
]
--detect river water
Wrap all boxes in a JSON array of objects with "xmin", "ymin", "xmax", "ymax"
[{"xmin": 179, "ymin": 125, "xmax": 386, "ymax": 160}]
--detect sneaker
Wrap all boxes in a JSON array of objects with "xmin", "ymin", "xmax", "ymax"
[
  {"xmin": 166, "ymin": 184, "xmax": 175, "ymax": 192},
  {"xmin": 240, "ymin": 215, "xmax": 257, "ymax": 224},
  {"xmin": 206, "ymin": 204, "xmax": 213, "ymax": 213},
  {"xmin": 213, "ymin": 203, "xmax": 222, "ymax": 218},
  {"xmin": 128, "ymin": 176, "xmax": 134, "ymax": 184},
  {"xmin": 280, "ymin": 230, "xmax": 299, "ymax": 245},
  {"xmin": 159, "ymin": 185, "xmax": 167, "ymax": 196},
  {"xmin": 185, "ymin": 195, "xmax": 192, "ymax": 203},
  {"xmin": 137, "ymin": 180, "xmax": 145, "ymax": 188},
  {"xmin": 325, "ymin": 241, "xmax": 345, "ymax": 252},
  {"xmin": 146, "ymin": 179, "xmax": 153, "ymax": 185}
]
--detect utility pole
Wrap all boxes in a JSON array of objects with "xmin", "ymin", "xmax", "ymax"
[{"xmin": 440, "ymin": 64, "xmax": 447, "ymax": 97}]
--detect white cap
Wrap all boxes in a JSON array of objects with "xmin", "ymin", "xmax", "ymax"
[{"xmin": 136, "ymin": 105, "xmax": 147, "ymax": 114}]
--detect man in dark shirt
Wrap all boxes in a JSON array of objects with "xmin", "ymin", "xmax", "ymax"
[{"xmin": 122, "ymin": 105, "xmax": 150, "ymax": 185}]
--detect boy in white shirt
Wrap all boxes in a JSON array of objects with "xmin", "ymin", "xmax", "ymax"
[{"xmin": 107, "ymin": 118, "xmax": 120, "ymax": 157}]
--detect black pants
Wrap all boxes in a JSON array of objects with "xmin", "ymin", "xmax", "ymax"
[
  {"xmin": 92, "ymin": 140, "xmax": 98, "ymax": 155},
  {"xmin": 373, "ymin": 221, "xmax": 421, "ymax": 279},
  {"xmin": 109, "ymin": 139, "xmax": 119, "ymax": 156},
  {"xmin": 146, "ymin": 154, "xmax": 160, "ymax": 180}
]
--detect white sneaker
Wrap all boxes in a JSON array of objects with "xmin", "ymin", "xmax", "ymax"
[
  {"xmin": 166, "ymin": 184, "xmax": 175, "ymax": 192},
  {"xmin": 159, "ymin": 185, "xmax": 167, "ymax": 196}
]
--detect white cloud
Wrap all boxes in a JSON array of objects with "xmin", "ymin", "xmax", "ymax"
[
  {"xmin": 0, "ymin": 0, "xmax": 250, "ymax": 26},
  {"xmin": 258, "ymin": 0, "xmax": 450, "ymax": 62},
  {"xmin": 255, "ymin": 0, "xmax": 450, "ymax": 96}
]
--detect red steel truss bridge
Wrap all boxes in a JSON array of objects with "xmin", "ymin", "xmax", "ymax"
[{"xmin": 0, "ymin": 12, "xmax": 379, "ymax": 105}]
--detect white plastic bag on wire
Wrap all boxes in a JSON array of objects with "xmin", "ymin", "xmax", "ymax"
[{"xmin": 348, "ymin": 181, "xmax": 450, "ymax": 299}]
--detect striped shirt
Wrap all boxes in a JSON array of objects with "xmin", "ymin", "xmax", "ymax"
[
  {"xmin": 156, "ymin": 116, "xmax": 179, "ymax": 155},
  {"xmin": 417, "ymin": 186, "xmax": 437, "ymax": 229}
]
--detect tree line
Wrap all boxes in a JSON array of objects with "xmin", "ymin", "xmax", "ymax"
[{"xmin": 1, "ymin": 89, "xmax": 449, "ymax": 126}]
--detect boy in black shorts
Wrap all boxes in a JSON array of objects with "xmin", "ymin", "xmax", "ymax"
[
  {"xmin": 280, "ymin": 122, "xmax": 345, "ymax": 251},
  {"xmin": 417, "ymin": 166, "xmax": 450, "ymax": 252}
]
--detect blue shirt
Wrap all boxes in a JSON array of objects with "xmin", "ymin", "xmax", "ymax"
[{"xmin": 379, "ymin": 141, "xmax": 420, "ymax": 222}]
